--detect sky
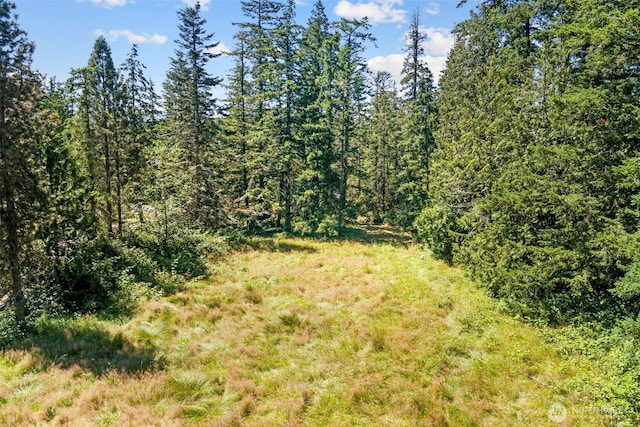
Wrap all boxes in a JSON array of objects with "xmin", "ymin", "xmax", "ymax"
[{"xmin": 13, "ymin": 0, "xmax": 477, "ymax": 95}]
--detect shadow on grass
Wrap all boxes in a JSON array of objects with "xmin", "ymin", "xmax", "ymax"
[
  {"xmin": 9, "ymin": 318, "xmax": 166, "ymax": 376},
  {"xmin": 336, "ymin": 225, "xmax": 413, "ymax": 246},
  {"xmin": 244, "ymin": 238, "xmax": 317, "ymax": 253}
]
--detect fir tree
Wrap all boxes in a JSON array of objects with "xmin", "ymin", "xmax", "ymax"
[
  {"xmin": 398, "ymin": 9, "xmax": 436, "ymax": 226},
  {"xmin": 0, "ymin": 0, "xmax": 44, "ymax": 325},
  {"xmin": 164, "ymin": 2, "xmax": 223, "ymax": 226},
  {"xmin": 294, "ymin": 0, "xmax": 339, "ymax": 234}
]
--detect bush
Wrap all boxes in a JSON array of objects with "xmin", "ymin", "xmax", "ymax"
[
  {"xmin": 0, "ymin": 309, "xmax": 24, "ymax": 347},
  {"xmin": 124, "ymin": 226, "xmax": 210, "ymax": 278},
  {"xmin": 316, "ymin": 215, "xmax": 339, "ymax": 238},
  {"xmin": 414, "ymin": 204, "xmax": 457, "ymax": 263},
  {"xmin": 55, "ymin": 237, "xmax": 138, "ymax": 313}
]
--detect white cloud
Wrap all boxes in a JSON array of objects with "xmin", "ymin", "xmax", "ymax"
[
  {"xmin": 423, "ymin": 54, "xmax": 447, "ymax": 84},
  {"xmin": 367, "ymin": 53, "xmax": 448, "ymax": 86},
  {"xmin": 78, "ymin": 0, "xmax": 131, "ymax": 7},
  {"xmin": 182, "ymin": 0, "xmax": 212, "ymax": 10},
  {"xmin": 422, "ymin": 27, "xmax": 454, "ymax": 56},
  {"xmin": 424, "ymin": 2, "xmax": 440, "ymax": 15},
  {"xmin": 334, "ymin": 0, "xmax": 407, "ymax": 24},
  {"xmin": 207, "ymin": 41, "xmax": 230, "ymax": 55},
  {"xmin": 368, "ymin": 53, "xmax": 404, "ymax": 86},
  {"xmin": 96, "ymin": 29, "xmax": 168, "ymax": 45},
  {"xmin": 369, "ymin": 26, "xmax": 453, "ymax": 85}
]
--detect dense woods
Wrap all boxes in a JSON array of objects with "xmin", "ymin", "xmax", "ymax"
[
  {"xmin": 417, "ymin": 0, "xmax": 640, "ymax": 322},
  {"xmin": 1, "ymin": 0, "xmax": 640, "ymax": 420}
]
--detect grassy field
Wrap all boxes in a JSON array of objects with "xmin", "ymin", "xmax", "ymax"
[{"xmin": 0, "ymin": 227, "xmax": 614, "ymax": 425}]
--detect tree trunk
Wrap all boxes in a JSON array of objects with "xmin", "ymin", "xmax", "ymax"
[{"xmin": 104, "ymin": 133, "xmax": 113, "ymax": 237}]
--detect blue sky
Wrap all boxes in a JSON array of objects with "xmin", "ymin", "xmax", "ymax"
[{"xmin": 14, "ymin": 0, "xmax": 476, "ymax": 94}]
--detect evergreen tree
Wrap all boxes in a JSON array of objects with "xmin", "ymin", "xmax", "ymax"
[
  {"xmin": 332, "ymin": 18, "xmax": 374, "ymax": 230},
  {"xmin": 362, "ymin": 72, "xmax": 402, "ymax": 222},
  {"xmin": 398, "ymin": 10, "xmax": 436, "ymax": 226},
  {"xmin": 86, "ymin": 36, "xmax": 118, "ymax": 237},
  {"xmin": 222, "ymin": 31, "xmax": 251, "ymax": 215},
  {"xmin": 294, "ymin": 0, "xmax": 339, "ymax": 234},
  {"xmin": 120, "ymin": 44, "xmax": 158, "ymax": 224},
  {"xmin": 0, "ymin": 0, "xmax": 45, "ymax": 324},
  {"xmin": 163, "ymin": 2, "xmax": 223, "ymax": 226},
  {"xmin": 417, "ymin": 0, "xmax": 640, "ymax": 320},
  {"xmin": 271, "ymin": 0, "xmax": 300, "ymax": 231},
  {"xmin": 232, "ymin": 0, "xmax": 283, "ymax": 230}
]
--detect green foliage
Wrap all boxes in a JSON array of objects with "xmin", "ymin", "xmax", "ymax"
[
  {"xmin": 417, "ymin": 0, "xmax": 640, "ymax": 322},
  {"xmin": 45, "ymin": 225, "xmax": 221, "ymax": 315},
  {"xmin": 542, "ymin": 318, "xmax": 640, "ymax": 424},
  {"xmin": 0, "ymin": 309, "xmax": 25, "ymax": 347},
  {"xmin": 53, "ymin": 237, "xmax": 145, "ymax": 313},
  {"xmin": 124, "ymin": 226, "xmax": 211, "ymax": 278},
  {"xmin": 315, "ymin": 214, "xmax": 339, "ymax": 238},
  {"xmin": 414, "ymin": 204, "xmax": 456, "ymax": 264}
]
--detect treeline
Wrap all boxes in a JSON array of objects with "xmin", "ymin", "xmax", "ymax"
[
  {"xmin": 416, "ymin": 0, "xmax": 640, "ymax": 321},
  {"xmin": 0, "ymin": 0, "xmax": 436, "ymax": 329}
]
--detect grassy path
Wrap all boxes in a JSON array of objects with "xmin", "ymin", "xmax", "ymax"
[{"xmin": 1, "ymin": 228, "xmax": 608, "ymax": 425}]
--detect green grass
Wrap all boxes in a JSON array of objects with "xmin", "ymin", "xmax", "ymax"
[{"xmin": 0, "ymin": 227, "xmax": 623, "ymax": 425}]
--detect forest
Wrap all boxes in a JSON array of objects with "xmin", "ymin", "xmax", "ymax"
[{"xmin": 1, "ymin": 0, "xmax": 640, "ymax": 423}]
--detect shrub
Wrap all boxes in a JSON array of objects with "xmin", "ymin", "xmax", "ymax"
[
  {"xmin": 124, "ymin": 226, "xmax": 210, "ymax": 278},
  {"xmin": 316, "ymin": 215, "xmax": 339, "ymax": 238},
  {"xmin": 414, "ymin": 204, "xmax": 457, "ymax": 263}
]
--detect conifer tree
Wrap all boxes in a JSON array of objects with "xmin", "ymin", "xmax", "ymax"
[
  {"xmin": 294, "ymin": 0, "xmax": 339, "ymax": 234},
  {"xmin": 398, "ymin": 10, "xmax": 436, "ymax": 226},
  {"xmin": 271, "ymin": 0, "xmax": 300, "ymax": 231},
  {"xmin": 332, "ymin": 18, "xmax": 374, "ymax": 230},
  {"xmin": 362, "ymin": 71, "xmax": 401, "ymax": 222},
  {"xmin": 0, "ymin": 0, "xmax": 44, "ymax": 324},
  {"xmin": 82, "ymin": 36, "xmax": 118, "ymax": 237},
  {"xmin": 232, "ymin": 0, "xmax": 283, "ymax": 229},
  {"xmin": 164, "ymin": 2, "xmax": 222, "ymax": 226},
  {"xmin": 120, "ymin": 44, "xmax": 158, "ymax": 224},
  {"xmin": 222, "ymin": 32, "xmax": 251, "ymax": 216}
]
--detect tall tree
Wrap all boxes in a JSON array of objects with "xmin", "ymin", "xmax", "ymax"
[
  {"xmin": 398, "ymin": 9, "xmax": 436, "ymax": 226},
  {"xmin": 0, "ymin": 0, "xmax": 44, "ymax": 325},
  {"xmin": 222, "ymin": 31, "xmax": 251, "ymax": 216},
  {"xmin": 418, "ymin": 0, "xmax": 640, "ymax": 320},
  {"xmin": 163, "ymin": 2, "xmax": 222, "ymax": 226},
  {"xmin": 332, "ymin": 18, "xmax": 374, "ymax": 230},
  {"xmin": 120, "ymin": 44, "xmax": 158, "ymax": 224},
  {"xmin": 362, "ymin": 71, "xmax": 402, "ymax": 222},
  {"xmin": 85, "ymin": 36, "xmax": 118, "ymax": 237},
  {"xmin": 294, "ymin": 0, "xmax": 339, "ymax": 234},
  {"xmin": 271, "ymin": 0, "xmax": 300, "ymax": 231},
  {"xmin": 232, "ymin": 0, "xmax": 283, "ymax": 229}
]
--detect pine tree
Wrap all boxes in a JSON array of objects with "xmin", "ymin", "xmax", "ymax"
[
  {"xmin": 417, "ymin": 0, "xmax": 640, "ymax": 319},
  {"xmin": 222, "ymin": 32, "xmax": 250, "ymax": 211},
  {"xmin": 163, "ymin": 2, "xmax": 223, "ymax": 226},
  {"xmin": 271, "ymin": 0, "xmax": 300, "ymax": 231},
  {"xmin": 233, "ymin": 0, "xmax": 283, "ymax": 230},
  {"xmin": 0, "ymin": 0, "xmax": 45, "ymax": 324}
]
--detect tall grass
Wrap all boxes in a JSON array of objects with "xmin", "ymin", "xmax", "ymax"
[{"xmin": 0, "ymin": 229, "xmax": 622, "ymax": 425}]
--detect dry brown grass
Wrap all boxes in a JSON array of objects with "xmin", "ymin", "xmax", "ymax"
[{"xmin": 0, "ymin": 228, "xmax": 612, "ymax": 425}]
